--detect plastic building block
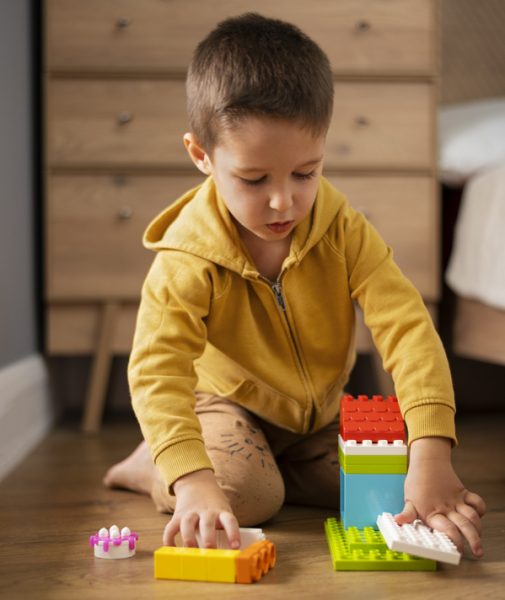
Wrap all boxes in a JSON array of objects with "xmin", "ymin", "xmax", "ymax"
[
  {"xmin": 89, "ymin": 525, "xmax": 138, "ymax": 559},
  {"xmin": 324, "ymin": 518, "xmax": 436, "ymax": 571},
  {"xmin": 154, "ymin": 540, "xmax": 276, "ymax": 583},
  {"xmin": 235, "ymin": 541, "xmax": 276, "ymax": 583},
  {"xmin": 377, "ymin": 513, "xmax": 461, "ymax": 565},
  {"xmin": 340, "ymin": 469, "xmax": 405, "ymax": 529},
  {"xmin": 339, "ymin": 459, "xmax": 407, "ymax": 475},
  {"xmin": 175, "ymin": 527, "xmax": 266, "ymax": 549},
  {"xmin": 346, "ymin": 525, "xmax": 389, "ymax": 551},
  {"xmin": 338, "ymin": 435, "xmax": 407, "ymax": 456},
  {"xmin": 154, "ymin": 547, "xmax": 239, "ymax": 582},
  {"xmin": 340, "ymin": 395, "xmax": 406, "ymax": 442}
]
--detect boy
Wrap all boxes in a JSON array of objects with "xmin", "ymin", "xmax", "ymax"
[{"xmin": 104, "ymin": 13, "xmax": 485, "ymax": 555}]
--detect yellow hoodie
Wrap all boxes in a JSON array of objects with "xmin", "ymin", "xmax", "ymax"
[{"xmin": 128, "ymin": 175, "xmax": 456, "ymax": 491}]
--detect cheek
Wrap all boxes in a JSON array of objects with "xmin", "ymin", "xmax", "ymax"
[{"xmin": 299, "ymin": 184, "xmax": 319, "ymax": 210}]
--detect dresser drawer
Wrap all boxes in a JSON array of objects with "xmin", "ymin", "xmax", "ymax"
[
  {"xmin": 46, "ymin": 79, "xmax": 188, "ymax": 167},
  {"xmin": 47, "ymin": 303, "xmax": 138, "ymax": 354},
  {"xmin": 47, "ymin": 79, "xmax": 432, "ymax": 169},
  {"xmin": 46, "ymin": 0, "xmax": 434, "ymax": 75},
  {"xmin": 46, "ymin": 173, "xmax": 205, "ymax": 300},
  {"xmin": 327, "ymin": 82, "xmax": 433, "ymax": 170},
  {"xmin": 326, "ymin": 175, "xmax": 439, "ymax": 300}
]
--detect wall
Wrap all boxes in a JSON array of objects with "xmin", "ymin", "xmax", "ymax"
[
  {"xmin": 0, "ymin": 0, "xmax": 52, "ymax": 481},
  {"xmin": 0, "ymin": 0, "xmax": 37, "ymax": 364}
]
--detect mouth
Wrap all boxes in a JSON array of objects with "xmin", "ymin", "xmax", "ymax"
[{"xmin": 266, "ymin": 220, "xmax": 294, "ymax": 233}]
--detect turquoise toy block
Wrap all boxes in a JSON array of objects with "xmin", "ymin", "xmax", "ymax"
[
  {"xmin": 324, "ymin": 518, "xmax": 436, "ymax": 571},
  {"xmin": 340, "ymin": 468, "xmax": 405, "ymax": 529}
]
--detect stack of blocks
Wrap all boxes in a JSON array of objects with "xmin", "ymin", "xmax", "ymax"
[
  {"xmin": 339, "ymin": 394, "xmax": 407, "ymax": 529},
  {"xmin": 325, "ymin": 394, "xmax": 437, "ymax": 570}
]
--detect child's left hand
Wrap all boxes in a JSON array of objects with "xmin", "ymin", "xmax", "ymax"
[{"xmin": 394, "ymin": 436, "xmax": 486, "ymax": 557}]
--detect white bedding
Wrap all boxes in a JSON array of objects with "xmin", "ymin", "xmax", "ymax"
[
  {"xmin": 446, "ymin": 162, "xmax": 505, "ymax": 310},
  {"xmin": 438, "ymin": 98, "xmax": 505, "ymax": 185}
]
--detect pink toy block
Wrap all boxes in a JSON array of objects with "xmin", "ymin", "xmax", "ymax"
[{"xmin": 89, "ymin": 525, "xmax": 138, "ymax": 559}]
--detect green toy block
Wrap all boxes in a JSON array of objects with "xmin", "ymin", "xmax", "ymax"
[
  {"xmin": 340, "ymin": 462, "xmax": 407, "ymax": 475},
  {"xmin": 346, "ymin": 526, "xmax": 387, "ymax": 551},
  {"xmin": 338, "ymin": 448, "xmax": 407, "ymax": 474},
  {"xmin": 324, "ymin": 518, "xmax": 436, "ymax": 571},
  {"xmin": 338, "ymin": 449, "xmax": 407, "ymax": 466}
]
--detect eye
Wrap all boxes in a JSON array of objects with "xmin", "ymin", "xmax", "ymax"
[
  {"xmin": 293, "ymin": 171, "xmax": 316, "ymax": 181},
  {"xmin": 240, "ymin": 176, "xmax": 267, "ymax": 186}
]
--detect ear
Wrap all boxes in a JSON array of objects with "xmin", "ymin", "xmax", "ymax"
[{"xmin": 183, "ymin": 133, "xmax": 212, "ymax": 175}]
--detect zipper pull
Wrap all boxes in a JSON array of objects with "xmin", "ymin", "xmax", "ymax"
[{"xmin": 271, "ymin": 281, "xmax": 286, "ymax": 311}]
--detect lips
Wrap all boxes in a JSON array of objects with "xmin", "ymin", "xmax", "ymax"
[{"xmin": 266, "ymin": 220, "xmax": 294, "ymax": 233}]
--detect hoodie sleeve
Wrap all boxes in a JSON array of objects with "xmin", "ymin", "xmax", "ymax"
[
  {"xmin": 339, "ymin": 203, "xmax": 457, "ymax": 445},
  {"xmin": 128, "ymin": 250, "xmax": 215, "ymax": 492}
]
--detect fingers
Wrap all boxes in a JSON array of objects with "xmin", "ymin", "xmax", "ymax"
[
  {"xmin": 448, "ymin": 510, "xmax": 483, "ymax": 557},
  {"xmin": 394, "ymin": 500, "xmax": 418, "ymax": 525},
  {"xmin": 163, "ymin": 511, "xmax": 240, "ymax": 549},
  {"xmin": 219, "ymin": 511, "xmax": 241, "ymax": 549},
  {"xmin": 427, "ymin": 510, "xmax": 484, "ymax": 557},
  {"xmin": 179, "ymin": 512, "xmax": 200, "ymax": 547},
  {"xmin": 163, "ymin": 516, "xmax": 179, "ymax": 546},
  {"xmin": 198, "ymin": 511, "xmax": 218, "ymax": 549},
  {"xmin": 464, "ymin": 490, "xmax": 487, "ymax": 518},
  {"xmin": 456, "ymin": 503, "xmax": 482, "ymax": 535},
  {"xmin": 426, "ymin": 513, "xmax": 465, "ymax": 554}
]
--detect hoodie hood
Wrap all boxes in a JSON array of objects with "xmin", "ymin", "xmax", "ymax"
[{"xmin": 143, "ymin": 175, "xmax": 346, "ymax": 276}]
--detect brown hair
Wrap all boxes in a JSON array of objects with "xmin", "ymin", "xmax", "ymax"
[{"xmin": 186, "ymin": 13, "xmax": 334, "ymax": 154}]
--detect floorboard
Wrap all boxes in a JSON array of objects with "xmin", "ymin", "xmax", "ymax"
[{"xmin": 0, "ymin": 412, "xmax": 503, "ymax": 599}]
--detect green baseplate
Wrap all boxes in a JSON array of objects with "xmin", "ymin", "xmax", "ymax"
[{"xmin": 324, "ymin": 518, "xmax": 436, "ymax": 571}]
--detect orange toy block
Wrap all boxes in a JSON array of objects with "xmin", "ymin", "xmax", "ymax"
[{"xmin": 235, "ymin": 540, "xmax": 276, "ymax": 584}]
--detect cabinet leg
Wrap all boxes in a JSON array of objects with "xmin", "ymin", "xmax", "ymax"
[{"xmin": 81, "ymin": 302, "xmax": 119, "ymax": 433}]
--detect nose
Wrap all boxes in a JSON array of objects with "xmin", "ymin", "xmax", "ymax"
[{"xmin": 269, "ymin": 188, "xmax": 293, "ymax": 213}]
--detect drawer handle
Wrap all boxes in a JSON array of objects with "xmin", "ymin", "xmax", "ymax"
[
  {"xmin": 117, "ymin": 111, "xmax": 133, "ymax": 125},
  {"xmin": 116, "ymin": 17, "xmax": 131, "ymax": 29},
  {"xmin": 336, "ymin": 143, "xmax": 351, "ymax": 155},
  {"xmin": 117, "ymin": 206, "xmax": 134, "ymax": 220},
  {"xmin": 355, "ymin": 116, "xmax": 369, "ymax": 127},
  {"xmin": 354, "ymin": 20, "xmax": 371, "ymax": 33}
]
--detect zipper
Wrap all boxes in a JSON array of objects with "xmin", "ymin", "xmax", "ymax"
[
  {"xmin": 271, "ymin": 280, "xmax": 286, "ymax": 311},
  {"xmin": 262, "ymin": 274, "xmax": 316, "ymax": 431}
]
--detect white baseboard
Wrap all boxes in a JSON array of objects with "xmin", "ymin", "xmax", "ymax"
[{"xmin": 0, "ymin": 354, "xmax": 53, "ymax": 481}]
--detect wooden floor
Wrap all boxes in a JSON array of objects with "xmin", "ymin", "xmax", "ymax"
[{"xmin": 1, "ymin": 412, "xmax": 504, "ymax": 600}]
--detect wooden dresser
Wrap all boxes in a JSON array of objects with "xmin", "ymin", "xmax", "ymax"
[{"xmin": 44, "ymin": 0, "xmax": 439, "ymax": 431}]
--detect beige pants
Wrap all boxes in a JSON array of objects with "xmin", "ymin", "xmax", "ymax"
[{"xmin": 157, "ymin": 392, "xmax": 341, "ymax": 526}]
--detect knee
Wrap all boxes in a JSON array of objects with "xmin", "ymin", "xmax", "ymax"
[{"xmin": 216, "ymin": 468, "xmax": 286, "ymax": 526}]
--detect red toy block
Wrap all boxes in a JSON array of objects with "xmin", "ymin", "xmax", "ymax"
[{"xmin": 340, "ymin": 395, "xmax": 406, "ymax": 442}]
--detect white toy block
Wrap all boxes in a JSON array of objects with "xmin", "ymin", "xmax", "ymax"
[
  {"xmin": 377, "ymin": 513, "xmax": 461, "ymax": 565},
  {"xmin": 175, "ymin": 527, "xmax": 266, "ymax": 549},
  {"xmin": 89, "ymin": 525, "xmax": 138, "ymax": 559},
  {"xmin": 338, "ymin": 434, "xmax": 407, "ymax": 456}
]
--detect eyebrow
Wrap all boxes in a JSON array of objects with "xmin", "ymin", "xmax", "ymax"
[{"xmin": 236, "ymin": 156, "xmax": 323, "ymax": 173}]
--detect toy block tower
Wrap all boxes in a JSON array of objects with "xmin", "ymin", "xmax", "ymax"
[{"xmin": 339, "ymin": 394, "xmax": 407, "ymax": 529}]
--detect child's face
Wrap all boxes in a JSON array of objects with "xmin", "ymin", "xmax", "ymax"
[{"xmin": 185, "ymin": 117, "xmax": 326, "ymax": 242}]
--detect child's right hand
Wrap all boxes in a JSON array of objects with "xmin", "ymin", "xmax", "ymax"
[{"xmin": 163, "ymin": 469, "xmax": 241, "ymax": 549}]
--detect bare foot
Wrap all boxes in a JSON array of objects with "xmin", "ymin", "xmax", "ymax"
[{"xmin": 103, "ymin": 440, "xmax": 155, "ymax": 496}]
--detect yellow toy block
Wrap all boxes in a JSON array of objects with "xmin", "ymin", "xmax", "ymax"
[
  {"xmin": 179, "ymin": 549, "xmax": 209, "ymax": 582},
  {"xmin": 154, "ymin": 546, "xmax": 240, "ymax": 583},
  {"xmin": 203, "ymin": 549, "xmax": 241, "ymax": 583}
]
